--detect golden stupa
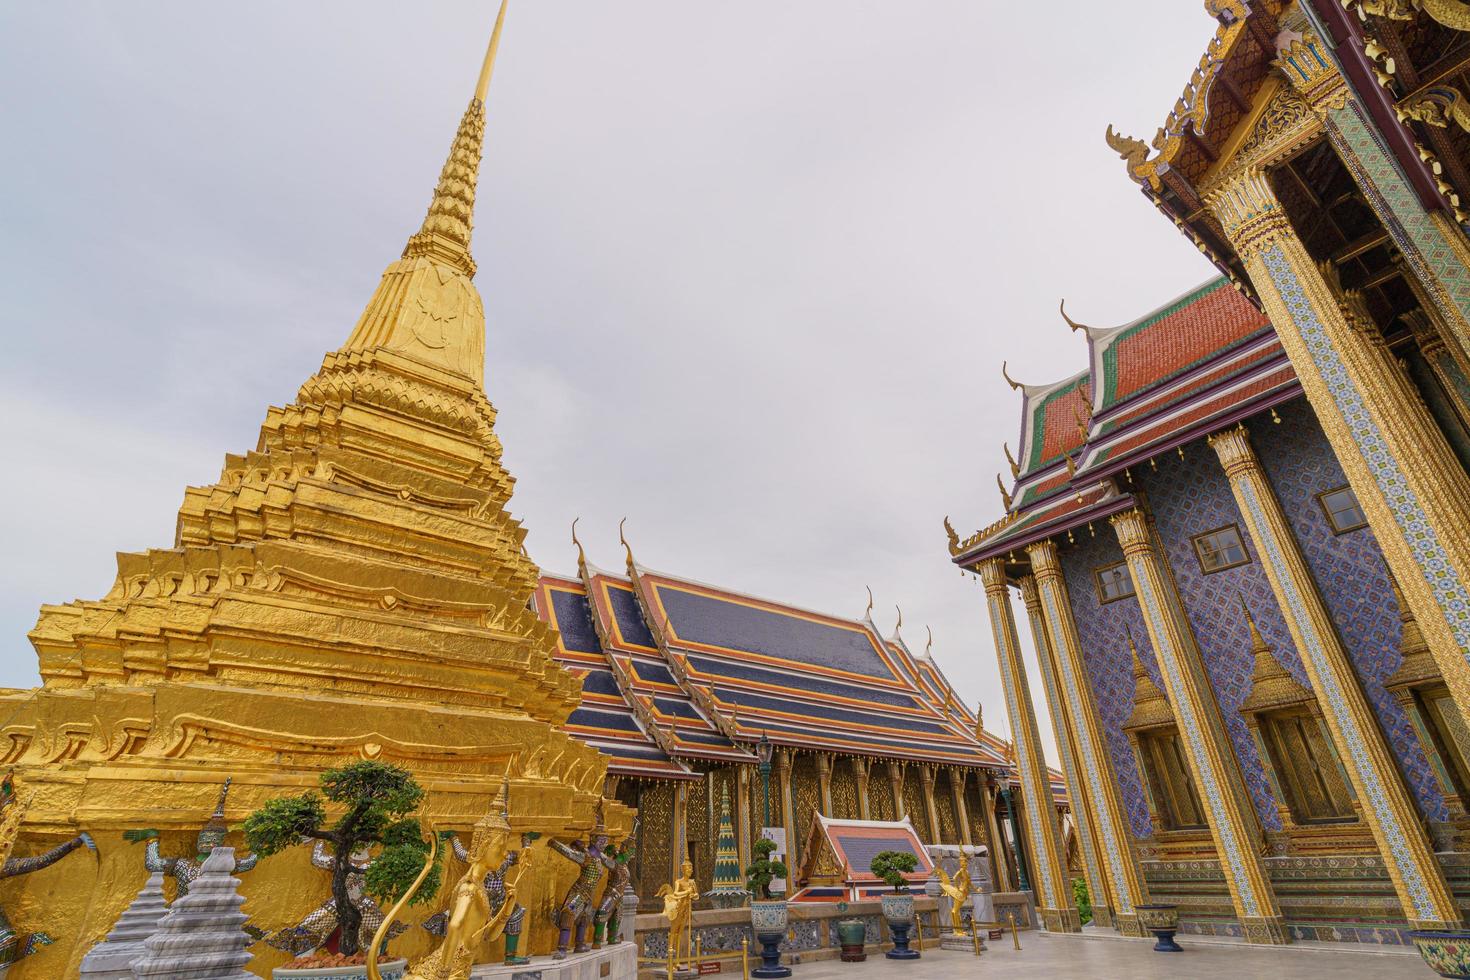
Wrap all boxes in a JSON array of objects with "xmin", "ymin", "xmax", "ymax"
[{"xmin": 2, "ymin": 4, "xmax": 630, "ymax": 975}]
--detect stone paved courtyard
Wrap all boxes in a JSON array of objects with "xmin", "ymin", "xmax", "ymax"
[{"xmin": 787, "ymin": 933, "xmax": 1433, "ymax": 980}]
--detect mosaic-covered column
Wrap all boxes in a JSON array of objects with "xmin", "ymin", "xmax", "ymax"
[
  {"xmin": 737, "ymin": 765, "xmax": 753, "ymax": 870},
  {"xmin": 1017, "ymin": 572, "xmax": 1121, "ymax": 932},
  {"xmin": 1209, "ymin": 426, "xmax": 1461, "ymax": 929},
  {"xmin": 982, "ymin": 776, "xmax": 1013, "ymax": 892},
  {"xmin": 1111, "ymin": 507, "xmax": 1289, "ymax": 944},
  {"xmin": 919, "ymin": 765, "xmax": 942, "ymax": 844},
  {"xmin": 949, "ymin": 769, "xmax": 972, "ymax": 847},
  {"xmin": 887, "ymin": 761, "xmax": 907, "ymax": 821},
  {"xmin": 852, "ymin": 757, "xmax": 871, "ymax": 820},
  {"xmin": 672, "ymin": 781, "xmax": 690, "ymax": 883},
  {"xmin": 815, "ymin": 753, "xmax": 833, "ymax": 816},
  {"xmin": 1279, "ymin": 32, "xmax": 1470, "ymax": 379},
  {"xmin": 979, "ymin": 558, "xmax": 1081, "ymax": 932},
  {"xmin": 776, "ymin": 749, "xmax": 796, "ymax": 871},
  {"xmin": 1208, "ymin": 165, "xmax": 1470, "ymax": 726}
]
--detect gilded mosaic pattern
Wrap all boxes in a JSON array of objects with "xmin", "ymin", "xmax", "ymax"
[
  {"xmin": 987, "ymin": 593, "xmax": 1063, "ymax": 909},
  {"xmin": 690, "ymin": 770, "xmax": 713, "ymax": 888},
  {"xmin": 1259, "ymin": 245, "xmax": 1470, "ymax": 677},
  {"xmin": 964, "ymin": 779, "xmax": 990, "ymax": 854},
  {"xmin": 637, "ymin": 780, "xmax": 674, "ymax": 902},
  {"xmin": 1061, "ymin": 532, "xmax": 1157, "ymax": 838},
  {"xmin": 1139, "ymin": 445, "xmax": 1289, "ymax": 830},
  {"xmin": 1249, "ymin": 401, "xmax": 1444, "ymax": 820},
  {"xmin": 936, "ymin": 783, "xmax": 959, "ymax": 844},
  {"xmin": 793, "ymin": 754, "xmax": 821, "ymax": 861},
  {"xmin": 903, "ymin": 768, "xmax": 931, "ymax": 840},
  {"xmin": 1234, "ymin": 473, "xmax": 1436, "ymax": 919},
  {"xmin": 870, "ymin": 771, "xmax": 897, "ymax": 822},
  {"xmin": 830, "ymin": 760, "xmax": 858, "ymax": 821},
  {"xmin": 1329, "ymin": 102, "xmax": 1470, "ymax": 329},
  {"xmin": 1025, "ymin": 581, "xmax": 1118, "ymax": 910},
  {"xmin": 1037, "ymin": 577, "xmax": 1138, "ymax": 912},
  {"xmin": 1125, "ymin": 547, "xmax": 1262, "ymax": 917}
]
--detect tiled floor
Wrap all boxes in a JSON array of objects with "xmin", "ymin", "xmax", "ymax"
[{"xmin": 788, "ymin": 931, "xmax": 1432, "ymax": 980}]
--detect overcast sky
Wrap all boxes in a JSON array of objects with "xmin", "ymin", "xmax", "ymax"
[{"xmin": 0, "ymin": 3, "xmax": 1219, "ymax": 760}]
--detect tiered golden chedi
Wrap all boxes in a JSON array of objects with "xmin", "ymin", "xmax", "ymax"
[{"xmin": 4, "ymin": 6, "xmax": 630, "ymax": 975}]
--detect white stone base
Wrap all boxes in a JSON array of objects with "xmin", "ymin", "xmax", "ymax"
[
  {"xmin": 469, "ymin": 942, "xmax": 636, "ymax": 980},
  {"xmin": 940, "ymin": 933, "xmax": 978, "ymax": 952}
]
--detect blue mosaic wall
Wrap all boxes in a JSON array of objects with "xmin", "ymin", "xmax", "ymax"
[
  {"xmin": 1060, "ymin": 531, "xmax": 1158, "ymax": 838},
  {"xmin": 1249, "ymin": 399, "xmax": 1445, "ymax": 821},
  {"xmin": 1135, "ymin": 438, "xmax": 1293, "ymax": 830}
]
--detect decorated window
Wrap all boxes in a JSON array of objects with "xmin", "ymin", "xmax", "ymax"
[
  {"xmin": 1190, "ymin": 525, "xmax": 1249, "ymax": 574},
  {"xmin": 1257, "ymin": 708, "xmax": 1356, "ymax": 825},
  {"xmin": 1136, "ymin": 727, "xmax": 1207, "ymax": 831},
  {"xmin": 1317, "ymin": 486, "xmax": 1367, "ymax": 534},
  {"xmin": 1093, "ymin": 562, "xmax": 1135, "ymax": 604}
]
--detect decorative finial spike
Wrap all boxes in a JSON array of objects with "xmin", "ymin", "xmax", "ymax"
[
  {"xmin": 618, "ymin": 518, "xmax": 635, "ymax": 573},
  {"xmin": 894, "ymin": 604, "xmax": 904, "ymax": 633},
  {"xmin": 571, "ymin": 517, "xmax": 587, "ymax": 572},
  {"xmin": 1059, "ymin": 299, "xmax": 1089, "ymax": 333},
  {"xmin": 474, "ymin": 0, "xmax": 510, "ymax": 103},
  {"xmin": 997, "ymin": 473, "xmax": 1013, "ymax": 510},
  {"xmin": 864, "ymin": 585, "xmax": 874, "ymax": 618},
  {"xmin": 1004, "ymin": 442, "xmax": 1020, "ymax": 479},
  {"xmin": 925, "ymin": 626, "xmax": 934, "ymax": 658},
  {"xmin": 1001, "ymin": 360, "xmax": 1023, "ymax": 391}
]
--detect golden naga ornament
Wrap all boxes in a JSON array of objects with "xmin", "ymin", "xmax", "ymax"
[{"xmin": 4, "ymin": 0, "xmax": 629, "ymax": 973}]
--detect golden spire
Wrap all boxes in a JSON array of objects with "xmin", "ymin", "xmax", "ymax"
[
  {"xmin": 343, "ymin": 2, "xmax": 510, "ymax": 379},
  {"xmin": 1239, "ymin": 592, "xmax": 1268, "ymax": 653},
  {"xmin": 402, "ymin": 0, "xmax": 509, "ymax": 278}
]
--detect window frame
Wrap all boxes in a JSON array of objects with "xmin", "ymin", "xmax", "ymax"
[
  {"xmin": 1092, "ymin": 561, "xmax": 1136, "ymax": 605},
  {"xmin": 1315, "ymin": 485, "xmax": 1368, "ymax": 535},
  {"xmin": 1190, "ymin": 524, "xmax": 1251, "ymax": 575}
]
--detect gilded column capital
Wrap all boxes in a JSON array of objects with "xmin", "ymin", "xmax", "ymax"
[
  {"xmin": 1207, "ymin": 167, "xmax": 1293, "ymax": 260},
  {"xmin": 1109, "ymin": 507, "xmax": 1152, "ymax": 552},
  {"xmin": 1207, "ymin": 425, "xmax": 1259, "ymax": 478},
  {"xmin": 979, "ymin": 558, "xmax": 1010, "ymax": 595},
  {"xmin": 1017, "ymin": 575, "xmax": 1043, "ymax": 612},
  {"xmin": 918, "ymin": 764, "xmax": 935, "ymax": 788},
  {"xmin": 813, "ymin": 753, "xmax": 831, "ymax": 777},
  {"xmin": 1026, "ymin": 539, "xmax": 1063, "ymax": 580},
  {"xmin": 1275, "ymin": 31, "xmax": 1348, "ymax": 115},
  {"xmin": 850, "ymin": 757, "xmax": 867, "ymax": 780}
]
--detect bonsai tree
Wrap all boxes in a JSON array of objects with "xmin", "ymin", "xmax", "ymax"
[
  {"xmin": 869, "ymin": 850, "xmax": 919, "ymax": 894},
  {"xmin": 243, "ymin": 760, "xmax": 441, "ymax": 957},
  {"xmin": 745, "ymin": 837, "xmax": 788, "ymax": 900}
]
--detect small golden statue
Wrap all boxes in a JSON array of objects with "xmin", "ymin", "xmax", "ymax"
[
  {"xmin": 369, "ymin": 783, "xmax": 527, "ymax": 980},
  {"xmin": 936, "ymin": 863, "xmax": 972, "ymax": 936},
  {"xmin": 655, "ymin": 858, "xmax": 700, "ymax": 966}
]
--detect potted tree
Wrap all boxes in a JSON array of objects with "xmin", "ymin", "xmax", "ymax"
[
  {"xmin": 870, "ymin": 850, "xmax": 920, "ymax": 960},
  {"xmin": 244, "ymin": 761, "xmax": 441, "ymax": 979},
  {"xmin": 745, "ymin": 837, "xmax": 790, "ymax": 979}
]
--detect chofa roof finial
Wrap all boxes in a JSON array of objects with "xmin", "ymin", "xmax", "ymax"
[
  {"xmin": 571, "ymin": 517, "xmax": 587, "ymax": 572},
  {"xmin": 618, "ymin": 517, "xmax": 635, "ymax": 574},
  {"xmin": 1059, "ymin": 298, "xmax": 1090, "ymax": 333},
  {"xmin": 1001, "ymin": 360, "xmax": 1023, "ymax": 391}
]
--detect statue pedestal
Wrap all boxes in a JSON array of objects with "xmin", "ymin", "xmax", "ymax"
[
  {"xmin": 940, "ymin": 933, "xmax": 976, "ymax": 953},
  {"xmin": 470, "ymin": 943, "xmax": 636, "ymax": 980}
]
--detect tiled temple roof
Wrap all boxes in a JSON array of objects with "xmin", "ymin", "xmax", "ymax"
[
  {"xmin": 631, "ymin": 563, "xmax": 1008, "ymax": 767},
  {"xmin": 952, "ymin": 276, "xmax": 1300, "ymax": 568},
  {"xmin": 535, "ymin": 574, "xmax": 697, "ymax": 780},
  {"xmin": 533, "ymin": 540, "xmax": 1031, "ymax": 778}
]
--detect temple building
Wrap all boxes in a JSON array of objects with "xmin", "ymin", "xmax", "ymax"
[
  {"xmin": 951, "ymin": 0, "xmax": 1470, "ymax": 947},
  {"xmin": 531, "ymin": 532, "xmax": 1072, "ymax": 906}
]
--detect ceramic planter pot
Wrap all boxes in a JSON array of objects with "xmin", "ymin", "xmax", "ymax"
[
  {"xmin": 749, "ymin": 899, "xmax": 791, "ymax": 979},
  {"xmin": 273, "ymin": 958, "xmax": 407, "ymax": 980},
  {"xmin": 836, "ymin": 918, "xmax": 867, "ymax": 962},
  {"xmin": 881, "ymin": 893, "xmax": 919, "ymax": 960},
  {"xmin": 1409, "ymin": 930, "xmax": 1470, "ymax": 978},
  {"xmin": 1135, "ymin": 904, "xmax": 1182, "ymax": 953}
]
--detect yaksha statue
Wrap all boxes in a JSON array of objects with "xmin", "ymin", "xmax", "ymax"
[
  {"xmin": 547, "ymin": 819, "xmax": 609, "ymax": 959},
  {"xmin": 425, "ymin": 829, "xmax": 537, "ymax": 966},
  {"xmin": 266, "ymin": 840, "xmax": 407, "ymax": 957},
  {"xmin": 0, "ymin": 772, "xmax": 97, "ymax": 971},
  {"xmin": 126, "ymin": 778, "xmax": 257, "ymax": 896},
  {"xmin": 593, "ymin": 834, "xmax": 634, "ymax": 947}
]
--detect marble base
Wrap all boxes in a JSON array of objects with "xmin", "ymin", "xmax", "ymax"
[
  {"xmin": 469, "ymin": 943, "xmax": 636, "ymax": 980},
  {"xmin": 939, "ymin": 934, "xmax": 976, "ymax": 952}
]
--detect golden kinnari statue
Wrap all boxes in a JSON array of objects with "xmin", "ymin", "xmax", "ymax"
[
  {"xmin": 936, "ymin": 863, "xmax": 971, "ymax": 936},
  {"xmin": 656, "ymin": 858, "xmax": 699, "ymax": 967},
  {"xmin": 2, "ymin": 0, "xmax": 631, "ymax": 974}
]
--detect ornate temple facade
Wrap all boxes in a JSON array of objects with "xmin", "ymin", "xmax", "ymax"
[
  {"xmin": 531, "ymin": 536, "xmax": 1071, "ymax": 907},
  {"xmin": 952, "ymin": 0, "xmax": 1470, "ymax": 947}
]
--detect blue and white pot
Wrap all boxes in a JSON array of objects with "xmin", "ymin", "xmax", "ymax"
[{"xmin": 881, "ymin": 893, "xmax": 919, "ymax": 960}]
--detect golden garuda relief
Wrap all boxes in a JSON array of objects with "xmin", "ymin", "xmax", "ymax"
[{"xmin": 0, "ymin": 0, "xmax": 630, "ymax": 974}]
